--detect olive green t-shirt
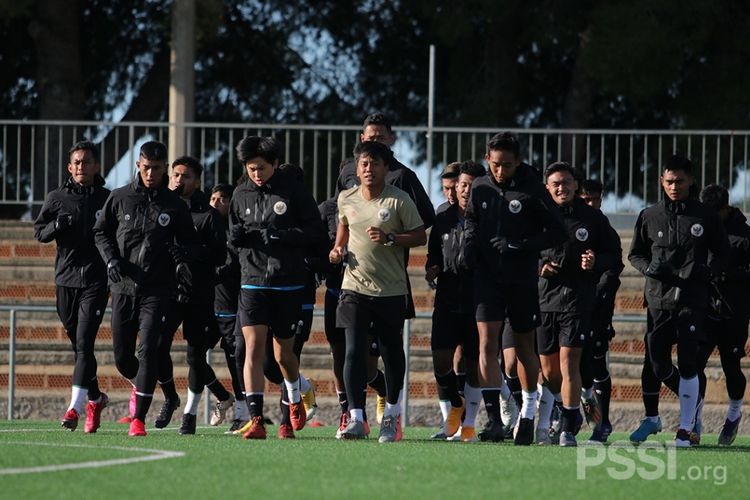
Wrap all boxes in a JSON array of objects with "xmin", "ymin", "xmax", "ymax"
[{"xmin": 338, "ymin": 184, "xmax": 424, "ymax": 297}]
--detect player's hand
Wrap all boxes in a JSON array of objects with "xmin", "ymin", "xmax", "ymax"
[
  {"xmin": 260, "ymin": 227, "xmax": 281, "ymax": 246},
  {"xmin": 329, "ymin": 246, "xmax": 344, "ymax": 264},
  {"xmin": 581, "ymin": 249, "xmax": 595, "ymax": 271},
  {"xmin": 490, "ymin": 236, "xmax": 524, "ymax": 255},
  {"xmin": 540, "ymin": 261, "xmax": 560, "ymax": 278},
  {"xmin": 229, "ymin": 224, "xmax": 247, "ymax": 247},
  {"xmin": 366, "ymin": 226, "xmax": 386, "ymax": 244},
  {"xmin": 425, "ymin": 265, "xmax": 440, "ymax": 282},
  {"xmin": 107, "ymin": 258, "xmax": 125, "ymax": 283},
  {"xmin": 55, "ymin": 213, "xmax": 73, "ymax": 232}
]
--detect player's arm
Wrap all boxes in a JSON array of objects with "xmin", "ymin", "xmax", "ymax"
[
  {"xmin": 627, "ymin": 210, "xmax": 652, "ymax": 276},
  {"xmin": 93, "ymin": 191, "xmax": 121, "ymax": 264},
  {"xmin": 33, "ymin": 194, "xmax": 59, "ymax": 243},
  {"xmin": 329, "ymin": 222, "xmax": 349, "ymax": 264}
]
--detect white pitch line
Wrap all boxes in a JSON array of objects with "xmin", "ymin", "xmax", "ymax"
[{"xmin": 0, "ymin": 441, "xmax": 185, "ymax": 475}]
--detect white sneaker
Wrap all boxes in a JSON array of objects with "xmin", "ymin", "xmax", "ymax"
[
  {"xmin": 210, "ymin": 395, "xmax": 235, "ymax": 426},
  {"xmin": 536, "ymin": 427, "xmax": 552, "ymax": 445}
]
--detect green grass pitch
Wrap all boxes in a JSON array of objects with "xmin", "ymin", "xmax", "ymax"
[{"xmin": 2, "ymin": 421, "xmax": 749, "ymax": 499}]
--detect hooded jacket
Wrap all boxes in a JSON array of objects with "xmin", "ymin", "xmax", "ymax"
[
  {"xmin": 183, "ymin": 189, "xmax": 227, "ymax": 303},
  {"xmin": 34, "ymin": 175, "xmax": 110, "ymax": 288},
  {"xmin": 628, "ymin": 198, "xmax": 729, "ymax": 310},
  {"xmin": 229, "ymin": 171, "xmax": 325, "ymax": 288},
  {"xmin": 464, "ymin": 163, "xmax": 568, "ymax": 285},
  {"xmin": 94, "ymin": 174, "xmax": 198, "ymax": 297},
  {"xmin": 538, "ymin": 197, "xmax": 622, "ymax": 312}
]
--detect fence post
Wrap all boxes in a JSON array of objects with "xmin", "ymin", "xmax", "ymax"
[
  {"xmin": 402, "ymin": 318, "xmax": 411, "ymax": 427},
  {"xmin": 8, "ymin": 308, "xmax": 16, "ymax": 420}
]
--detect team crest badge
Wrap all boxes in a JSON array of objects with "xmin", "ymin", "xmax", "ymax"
[
  {"xmin": 378, "ymin": 208, "xmax": 391, "ymax": 222},
  {"xmin": 158, "ymin": 213, "xmax": 171, "ymax": 227},
  {"xmin": 274, "ymin": 201, "xmax": 288, "ymax": 215},
  {"xmin": 690, "ymin": 224, "xmax": 704, "ymax": 237},
  {"xmin": 124, "ymin": 214, "xmax": 131, "ymax": 221},
  {"xmin": 95, "ymin": 209, "xmax": 102, "ymax": 220},
  {"xmin": 443, "ymin": 233, "xmax": 449, "ymax": 240},
  {"xmin": 575, "ymin": 227, "xmax": 589, "ymax": 241},
  {"xmin": 481, "ymin": 201, "xmax": 488, "ymax": 210},
  {"xmin": 245, "ymin": 208, "xmax": 251, "ymax": 215},
  {"xmin": 657, "ymin": 230, "xmax": 663, "ymax": 238},
  {"xmin": 508, "ymin": 199, "xmax": 522, "ymax": 214}
]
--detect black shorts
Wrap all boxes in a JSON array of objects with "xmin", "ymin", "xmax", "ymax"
[
  {"xmin": 181, "ymin": 300, "xmax": 217, "ymax": 345},
  {"xmin": 208, "ymin": 313, "xmax": 238, "ymax": 350},
  {"xmin": 431, "ymin": 308, "xmax": 479, "ymax": 361},
  {"xmin": 324, "ymin": 289, "xmax": 345, "ymax": 344},
  {"xmin": 336, "ymin": 290, "xmax": 406, "ymax": 335},
  {"xmin": 647, "ymin": 307, "xmax": 706, "ymax": 345},
  {"xmin": 704, "ymin": 314, "xmax": 748, "ymax": 360},
  {"xmin": 238, "ymin": 288, "xmax": 302, "ymax": 340},
  {"xmin": 474, "ymin": 280, "xmax": 540, "ymax": 333},
  {"xmin": 501, "ymin": 321, "xmax": 516, "ymax": 350},
  {"xmin": 536, "ymin": 311, "xmax": 590, "ymax": 355},
  {"xmin": 297, "ymin": 304, "xmax": 313, "ymax": 343}
]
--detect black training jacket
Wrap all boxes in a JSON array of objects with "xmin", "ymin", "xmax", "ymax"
[
  {"xmin": 592, "ymin": 217, "xmax": 624, "ymax": 329},
  {"xmin": 185, "ymin": 189, "xmax": 227, "ymax": 302},
  {"xmin": 229, "ymin": 171, "xmax": 325, "ymax": 287},
  {"xmin": 426, "ymin": 202, "xmax": 473, "ymax": 314},
  {"xmin": 538, "ymin": 197, "xmax": 622, "ymax": 312},
  {"xmin": 464, "ymin": 163, "xmax": 568, "ymax": 285},
  {"xmin": 335, "ymin": 156, "xmax": 435, "ymax": 229},
  {"xmin": 34, "ymin": 175, "xmax": 110, "ymax": 288},
  {"xmin": 215, "ymin": 224, "xmax": 241, "ymax": 314},
  {"xmin": 628, "ymin": 198, "xmax": 729, "ymax": 310},
  {"xmin": 711, "ymin": 207, "xmax": 750, "ymax": 315},
  {"xmin": 318, "ymin": 198, "xmax": 344, "ymax": 292},
  {"xmin": 94, "ymin": 174, "xmax": 198, "ymax": 296}
]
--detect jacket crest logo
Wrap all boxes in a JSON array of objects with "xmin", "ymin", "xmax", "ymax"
[
  {"xmin": 508, "ymin": 199, "xmax": 522, "ymax": 214},
  {"xmin": 158, "ymin": 213, "xmax": 171, "ymax": 227},
  {"xmin": 575, "ymin": 227, "xmax": 589, "ymax": 241},
  {"xmin": 274, "ymin": 201, "xmax": 287, "ymax": 215},
  {"xmin": 378, "ymin": 208, "xmax": 391, "ymax": 222},
  {"xmin": 690, "ymin": 224, "xmax": 704, "ymax": 237}
]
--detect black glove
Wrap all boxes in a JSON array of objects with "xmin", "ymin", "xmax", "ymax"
[
  {"xmin": 489, "ymin": 236, "xmax": 524, "ymax": 255},
  {"xmin": 167, "ymin": 243, "xmax": 189, "ymax": 265},
  {"xmin": 229, "ymin": 224, "xmax": 247, "ymax": 247},
  {"xmin": 645, "ymin": 260, "xmax": 670, "ymax": 280},
  {"xmin": 107, "ymin": 258, "xmax": 125, "ymax": 283},
  {"xmin": 260, "ymin": 227, "xmax": 281, "ymax": 246},
  {"xmin": 55, "ymin": 213, "xmax": 73, "ymax": 233},
  {"xmin": 175, "ymin": 262, "xmax": 192, "ymax": 304}
]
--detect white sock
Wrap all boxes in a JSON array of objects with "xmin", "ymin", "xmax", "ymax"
[
  {"xmin": 438, "ymin": 400, "xmax": 451, "ymax": 421},
  {"xmin": 185, "ymin": 389, "xmax": 202, "ymax": 415},
  {"xmin": 727, "ymin": 399, "xmax": 743, "ymax": 421},
  {"xmin": 537, "ymin": 385, "xmax": 555, "ymax": 430},
  {"xmin": 235, "ymin": 400, "xmax": 249, "ymax": 421},
  {"xmin": 678, "ymin": 376, "xmax": 699, "ymax": 430},
  {"xmin": 581, "ymin": 386, "xmax": 593, "ymax": 400},
  {"xmin": 350, "ymin": 408, "xmax": 364, "ymax": 422},
  {"xmin": 284, "ymin": 378, "xmax": 301, "ymax": 404},
  {"xmin": 68, "ymin": 386, "xmax": 87, "ymax": 415},
  {"xmin": 384, "ymin": 402, "xmax": 400, "ymax": 418},
  {"xmin": 463, "ymin": 384, "xmax": 482, "ymax": 428},
  {"xmin": 695, "ymin": 396, "xmax": 705, "ymax": 424},
  {"xmin": 521, "ymin": 390, "xmax": 537, "ymax": 420},
  {"xmin": 299, "ymin": 374, "xmax": 311, "ymax": 393}
]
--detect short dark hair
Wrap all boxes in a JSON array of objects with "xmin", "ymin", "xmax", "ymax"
[
  {"xmin": 236, "ymin": 136, "xmax": 281, "ymax": 165},
  {"xmin": 278, "ymin": 163, "xmax": 304, "ymax": 182},
  {"xmin": 663, "ymin": 153, "xmax": 693, "ymax": 176},
  {"xmin": 171, "ymin": 156, "xmax": 203, "ymax": 178},
  {"xmin": 69, "ymin": 140, "xmax": 99, "ymax": 162},
  {"xmin": 544, "ymin": 161, "xmax": 578, "ymax": 182},
  {"xmin": 441, "ymin": 162, "xmax": 461, "ymax": 179},
  {"xmin": 363, "ymin": 112, "xmax": 393, "ymax": 133},
  {"xmin": 353, "ymin": 141, "xmax": 392, "ymax": 164},
  {"xmin": 140, "ymin": 141, "xmax": 167, "ymax": 162},
  {"xmin": 700, "ymin": 184, "xmax": 728, "ymax": 211},
  {"xmin": 459, "ymin": 160, "xmax": 486, "ymax": 178},
  {"xmin": 211, "ymin": 184, "xmax": 233, "ymax": 199},
  {"xmin": 487, "ymin": 132, "xmax": 521, "ymax": 158},
  {"xmin": 580, "ymin": 179, "xmax": 603, "ymax": 195}
]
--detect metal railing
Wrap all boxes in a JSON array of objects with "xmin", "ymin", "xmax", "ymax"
[
  {"xmin": 2, "ymin": 119, "xmax": 749, "ymax": 213},
  {"xmin": 1, "ymin": 303, "xmax": 646, "ymax": 426}
]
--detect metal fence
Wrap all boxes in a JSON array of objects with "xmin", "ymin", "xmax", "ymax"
[{"xmin": 1, "ymin": 120, "xmax": 749, "ymax": 214}]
